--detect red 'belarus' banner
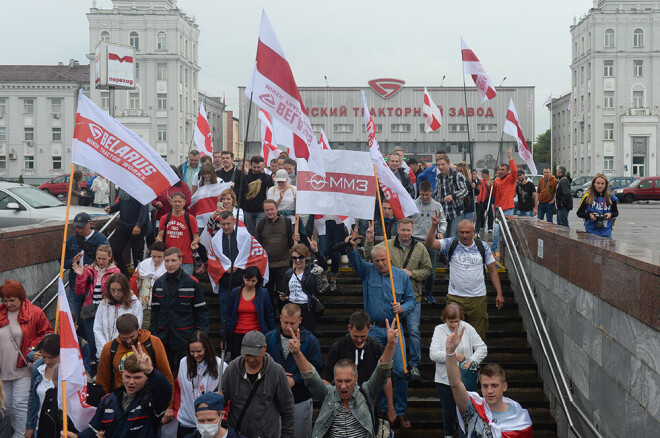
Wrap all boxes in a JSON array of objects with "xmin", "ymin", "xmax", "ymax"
[
  {"xmin": 194, "ymin": 102, "xmax": 213, "ymax": 157},
  {"xmin": 503, "ymin": 99, "xmax": 537, "ymax": 175},
  {"xmin": 207, "ymin": 222, "xmax": 269, "ymax": 289},
  {"xmin": 458, "ymin": 392, "xmax": 533, "ymax": 438},
  {"xmin": 73, "ymin": 92, "xmax": 180, "ymax": 204},
  {"xmin": 259, "ymin": 109, "xmax": 283, "ymax": 163},
  {"xmin": 245, "ymin": 10, "xmax": 325, "ymax": 175},
  {"xmin": 461, "ymin": 37, "xmax": 497, "ymax": 103},
  {"xmin": 361, "ymin": 91, "xmax": 419, "ymax": 219},
  {"xmin": 423, "ymin": 87, "xmax": 442, "ymax": 132},
  {"xmin": 57, "ymin": 278, "xmax": 96, "ymax": 431}
]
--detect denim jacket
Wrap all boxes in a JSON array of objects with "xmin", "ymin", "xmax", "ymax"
[
  {"xmin": 302, "ymin": 359, "xmax": 393, "ymax": 438},
  {"xmin": 26, "ymin": 359, "xmax": 47, "ymax": 431}
]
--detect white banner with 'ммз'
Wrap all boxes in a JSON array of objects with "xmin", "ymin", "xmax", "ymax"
[{"xmin": 296, "ymin": 149, "xmax": 375, "ymax": 219}]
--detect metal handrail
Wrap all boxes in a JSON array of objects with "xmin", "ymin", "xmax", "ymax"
[
  {"xmin": 495, "ymin": 207, "xmax": 602, "ymax": 438},
  {"xmin": 31, "ymin": 212, "xmax": 120, "ymax": 306}
]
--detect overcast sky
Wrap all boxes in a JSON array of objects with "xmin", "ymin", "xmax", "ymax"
[{"xmin": 3, "ymin": 0, "xmax": 593, "ymax": 138}]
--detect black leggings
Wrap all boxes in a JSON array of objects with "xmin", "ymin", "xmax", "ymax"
[{"xmin": 229, "ymin": 333, "xmax": 246, "ymax": 361}]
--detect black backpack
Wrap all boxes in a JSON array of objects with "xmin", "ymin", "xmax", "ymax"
[
  {"xmin": 108, "ymin": 337, "xmax": 157, "ymax": 390},
  {"xmin": 447, "ymin": 238, "xmax": 488, "ymax": 268},
  {"xmin": 163, "ymin": 212, "xmax": 193, "ymax": 245}
]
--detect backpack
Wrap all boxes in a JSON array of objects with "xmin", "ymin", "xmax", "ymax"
[
  {"xmin": 447, "ymin": 238, "xmax": 487, "ymax": 268},
  {"xmin": 108, "ymin": 337, "xmax": 157, "ymax": 390},
  {"xmin": 163, "ymin": 212, "xmax": 193, "ymax": 245}
]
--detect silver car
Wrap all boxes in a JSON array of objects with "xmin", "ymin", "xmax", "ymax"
[{"xmin": 0, "ymin": 182, "xmax": 105, "ymax": 228}]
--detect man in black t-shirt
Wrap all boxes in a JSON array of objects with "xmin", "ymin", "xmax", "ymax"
[
  {"xmin": 514, "ymin": 170, "xmax": 538, "ymax": 217},
  {"xmin": 322, "ymin": 311, "xmax": 397, "ymax": 425}
]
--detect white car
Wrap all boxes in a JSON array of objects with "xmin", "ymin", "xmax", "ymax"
[{"xmin": 0, "ymin": 182, "xmax": 106, "ymax": 229}]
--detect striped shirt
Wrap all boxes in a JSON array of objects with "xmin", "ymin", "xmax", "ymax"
[
  {"xmin": 329, "ymin": 406, "xmax": 369, "ymax": 438},
  {"xmin": 433, "ymin": 167, "xmax": 468, "ymax": 221}
]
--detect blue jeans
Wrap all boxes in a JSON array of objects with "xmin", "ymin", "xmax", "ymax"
[
  {"xmin": 80, "ymin": 317, "xmax": 97, "ymax": 361},
  {"xmin": 538, "ymin": 202, "xmax": 554, "ymax": 222},
  {"xmin": 437, "ymin": 383, "xmax": 458, "ymax": 436},
  {"xmin": 319, "ymin": 220, "xmax": 345, "ymax": 275},
  {"xmin": 181, "ymin": 263, "xmax": 193, "ymax": 276},
  {"xmin": 406, "ymin": 302, "xmax": 421, "ymax": 368},
  {"xmin": 243, "ymin": 211, "xmax": 266, "ymax": 236},
  {"xmin": 423, "ymin": 246, "xmax": 437, "ymax": 297},
  {"xmin": 557, "ymin": 207, "xmax": 570, "ymax": 227},
  {"xmin": 217, "ymin": 286, "xmax": 229, "ymax": 338},
  {"xmin": 491, "ymin": 208, "xmax": 515, "ymax": 253},
  {"xmin": 463, "ymin": 211, "xmax": 474, "ymax": 221},
  {"xmin": 68, "ymin": 287, "xmax": 85, "ymax": 319},
  {"xmin": 370, "ymin": 325, "xmax": 408, "ymax": 415},
  {"xmin": 516, "ymin": 210, "xmax": 534, "ymax": 217},
  {"xmin": 447, "ymin": 213, "xmax": 465, "ymax": 238}
]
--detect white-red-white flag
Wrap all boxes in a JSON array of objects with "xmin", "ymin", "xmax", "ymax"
[
  {"xmin": 543, "ymin": 94, "xmax": 553, "ymax": 108},
  {"xmin": 399, "ymin": 158, "xmax": 417, "ymax": 185},
  {"xmin": 73, "ymin": 92, "xmax": 180, "ymax": 204},
  {"xmin": 318, "ymin": 128, "xmax": 330, "ymax": 150},
  {"xmin": 207, "ymin": 222, "xmax": 269, "ymax": 288},
  {"xmin": 245, "ymin": 10, "xmax": 325, "ymax": 175},
  {"xmin": 258, "ymin": 109, "xmax": 283, "ymax": 163},
  {"xmin": 458, "ymin": 392, "xmax": 533, "ymax": 438},
  {"xmin": 194, "ymin": 102, "xmax": 213, "ymax": 157},
  {"xmin": 504, "ymin": 99, "xmax": 537, "ymax": 176},
  {"xmin": 423, "ymin": 87, "xmax": 442, "ymax": 132},
  {"xmin": 190, "ymin": 181, "xmax": 233, "ymax": 230},
  {"xmin": 57, "ymin": 278, "xmax": 95, "ymax": 431},
  {"xmin": 527, "ymin": 94, "xmax": 533, "ymax": 109},
  {"xmin": 461, "ymin": 38, "xmax": 497, "ymax": 102},
  {"xmin": 314, "ymin": 215, "xmax": 354, "ymax": 234},
  {"xmin": 362, "ymin": 91, "xmax": 419, "ymax": 219}
]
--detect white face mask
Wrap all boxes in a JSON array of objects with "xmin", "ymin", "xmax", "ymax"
[{"xmin": 196, "ymin": 421, "xmax": 219, "ymax": 438}]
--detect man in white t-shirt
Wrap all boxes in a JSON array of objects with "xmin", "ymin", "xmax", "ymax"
[{"xmin": 425, "ymin": 218, "xmax": 504, "ymax": 340}]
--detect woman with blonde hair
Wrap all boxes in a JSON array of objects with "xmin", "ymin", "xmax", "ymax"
[{"xmin": 576, "ymin": 173, "xmax": 619, "ymax": 238}]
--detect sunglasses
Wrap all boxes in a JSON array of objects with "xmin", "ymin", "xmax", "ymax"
[{"xmin": 290, "ymin": 255, "xmax": 306, "ymax": 261}]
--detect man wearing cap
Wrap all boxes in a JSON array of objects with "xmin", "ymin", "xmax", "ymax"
[
  {"xmin": 183, "ymin": 393, "xmax": 246, "ymax": 438},
  {"xmin": 221, "ymin": 330, "xmax": 295, "ymax": 438},
  {"xmin": 64, "ymin": 212, "xmax": 109, "ymax": 317}
]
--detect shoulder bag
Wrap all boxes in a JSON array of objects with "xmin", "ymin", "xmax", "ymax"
[
  {"xmin": 295, "ymin": 272, "xmax": 325, "ymax": 316},
  {"xmin": 8, "ymin": 323, "xmax": 34, "ymax": 372},
  {"xmin": 459, "ymin": 359, "xmax": 479, "ymax": 392},
  {"xmin": 359, "ymin": 386, "xmax": 393, "ymax": 438}
]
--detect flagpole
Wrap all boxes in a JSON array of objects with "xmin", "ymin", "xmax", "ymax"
[
  {"xmin": 461, "ymin": 54, "xmax": 473, "ymax": 171},
  {"xmin": 372, "ymin": 164, "xmax": 407, "ymax": 373},
  {"xmin": 550, "ymin": 99, "xmax": 553, "ymax": 173}
]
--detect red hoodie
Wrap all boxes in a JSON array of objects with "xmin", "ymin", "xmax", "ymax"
[
  {"xmin": 0, "ymin": 299, "xmax": 53, "ymax": 368},
  {"xmin": 492, "ymin": 159, "xmax": 518, "ymax": 211}
]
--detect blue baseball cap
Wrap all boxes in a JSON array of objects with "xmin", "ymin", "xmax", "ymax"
[{"xmin": 195, "ymin": 392, "xmax": 225, "ymax": 412}]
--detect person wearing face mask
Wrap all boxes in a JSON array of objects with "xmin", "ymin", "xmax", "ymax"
[
  {"xmin": 184, "ymin": 392, "xmax": 245, "ymax": 438},
  {"xmin": 93, "ymin": 274, "xmax": 143, "ymax": 361},
  {"xmin": 174, "ymin": 331, "xmax": 228, "ymax": 438},
  {"xmin": 429, "ymin": 304, "xmax": 487, "ymax": 438}
]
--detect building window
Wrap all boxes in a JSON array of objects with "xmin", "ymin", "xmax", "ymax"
[
  {"xmin": 391, "ymin": 124, "xmax": 411, "ymax": 133},
  {"xmin": 633, "ymin": 28, "xmax": 643, "ymax": 47},
  {"xmin": 157, "ymin": 126, "xmax": 167, "ymax": 141},
  {"xmin": 333, "ymin": 124, "xmax": 353, "ymax": 133},
  {"xmin": 24, "ymin": 156, "xmax": 34, "ymax": 169},
  {"xmin": 179, "ymin": 65, "xmax": 183, "ymax": 84},
  {"xmin": 604, "ymin": 28, "xmax": 614, "ymax": 47},
  {"xmin": 604, "ymin": 91, "xmax": 614, "ymax": 108},
  {"xmin": 157, "ymin": 94, "xmax": 167, "ymax": 110},
  {"xmin": 100, "ymin": 31, "xmax": 110, "ymax": 42},
  {"xmin": 633, "ymin": 60, "xmax": 643, "ymax": 77},
  {"xmin": 0, "ymin": 127, "xmax": 6, "ymax": 141},
  {"xmin": 185, "ymin": 68, "xmax": 189, "ymax": 87},
  {"xmin": 135, "ymin": 62, "xmax": 140, "ymax": 79},
  {"xmin": 24, "ymin": 99, "xmax": 35, "ymax": 114},
  {"xmin": 129, "ymin": 92, "xmax": 140, "ymax": 109},
  {"xmin": 477, "ymin": 123, "xmax": 497, "ymax": 132},
  {"xmin": 604, "ymin": 123, "xmax": 614, "ymax": 140},
  {"xmin": 50, "ymin": 98, "xmax": 62, "ymax": 116},
  {"xmin": 157, "ymin": 63, "xmax": 167, "ymax": 80},
  {"xmin": 157, "ymin": 31, "xmax": 167, "ymax": 50},
  {"xmin": 604, "ymin": 156, "xmax": 614, "ymax": 170},
  {"xmin": 311, "ymin": 124, "xmax": 324, "ymax": 133},
  {"xmin": 0, "ymin": 98, "xmax": 6, "ymax": 115},
  {"xmin": 24, "ymin": 127, "xmax": 34, "ymax": 141},
  {"xmin": 129, "ymin": 31, "xmax": 139, "ymax": 50},
  {"xmin": 184, "ymin": 39, "xmax": 189, "ymax": 58},
  {"xmin": 101, "ymin": 91, "xmax": 109, "ymax": 110},
  {"xmin": 603, "ymin": 60, "xmax": 614, "ymax": 77},
  {"xmin": 0, "ymin": 156, "xmax": 6, "ymax": 169},
  {"xmin": 52, "ymin": 128, "xmax": 62, "ymax": 141},
  {"xmin": 580, "ymin": 66, "xmax": 584, "ymax": 83},
  {"xmin": 632, "ymin": 88, "xmax": 644, "ymax": 109},
  {"xmin": 448, "ymin": 124, "xmax": 468, "ymax": 132},
  {"xmin": 362, "ymin": 124, "xmax": 382, "ymax": 133},
  {"xmin": 52, "ymin": 156, "xmax": 62, "ymax": 170}
]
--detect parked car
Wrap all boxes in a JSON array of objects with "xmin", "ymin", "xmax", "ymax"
[
  {"xmin": 38, "ymin": 173, "xmax": 93, "ymax": 198},
  {"xmin": 570, "ymin": 176, "xmax": 594, "ymax": 197},
  {"xmin": 608, "ymin": 176, "xmax": 637, "ymax": 190},
  {"xmin": 614, "ymin": 177, "xmax": 660, "ymax": 203},
  {"xmin": 0, "ymin": 182, "xmax": 104, "ymax": 228}
]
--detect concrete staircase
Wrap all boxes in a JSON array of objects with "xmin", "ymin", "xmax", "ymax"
[{"xmin": 200, "ymin": 265, "xmax": 558, "ymax": 437}]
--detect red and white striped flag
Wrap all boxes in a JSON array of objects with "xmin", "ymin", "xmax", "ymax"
[
  {"xmin": 207, "ymin": 222, "xmax": 269, "ymax": 288},
  {"xmin": 57, "ymin": 278, "xmax": 96, "ymax": 431},
  {"xmin": 527, "ymin": 94, "xmax": 533, "ymax": 109},
  {"xmin": 543, "ymin": 94, "xmax": 553, "ymax": 107},
  {"xmin": 318, "ymin": 128, "xmax": 330, "ymax": 150},
  {"xmin": 504, "ymin": 99, "xmax": 537, "ymax": 175},
  {"xmin": 423, "ymin": 87, "xmax": 442, "ymax": 132},
  {"xmin": 362, "ymin": 91, "xmax": 419, "ymax": 219},
  {"xmin": 190, "ymin": 181, "xmax": 233, "ymax": 230},
  {"xmin": 194, "ymin": 102, "xmax": 213, "ymax": 157},
  {"xmin": 458, "ymin": 392, "xmax": 533, "ymax": 438},
  {"xmin": 258, "ymin": 109, "xmax": 283, "ymax": 163},
  {"xmin": 461, "ymin": 38, "xmax": 497, "ymax": 102},
  {"xmin": 73, "ymin": 92, "xmax": 180, "ymax": 204},
  {"xmin": 245, "ymin": 10, "xmax": 325, "ymax": 175}
]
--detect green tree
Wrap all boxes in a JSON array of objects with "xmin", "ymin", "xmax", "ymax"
[
  {"xmin": 18, "ymin": 174, "xmax": 24, "ymax": 184},
  {"xmin": 533, "ymin": 129, "xmax": 551, "ymax": 166}
]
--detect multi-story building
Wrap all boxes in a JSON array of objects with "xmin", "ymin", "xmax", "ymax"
[
  {"xmin": 550, "ymin": 93, "xmax": 572, "ymax": 171},
  {"xmin": 554, "ymin": 0, "xmax": 660, "ymax": 178},
  {"xmin": 239, "ymin": 83, "xmax": 535, "ymax": 170},
  {"xmin": 0, "ymin": 61, "xmax": 89, "ymax": 183}
]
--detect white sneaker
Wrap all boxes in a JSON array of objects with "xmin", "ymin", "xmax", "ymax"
[{"xmin": 341, "ymin": 255, "xmax": 349, "ymax": 264}]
